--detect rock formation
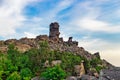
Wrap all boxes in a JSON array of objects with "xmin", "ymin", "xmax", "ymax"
[
  {"xmin": 0, "ymin": 22, "xmax": 113, "ymax": 67},
  {"xmin": 0, "ymin": 22, "xmax": 118, "ymax": 80},
  {"xmin": 49, "ymin": 22, "xmax": 60, "ymax": 42},
  {"xmin": 74, "ymin": 60, "xmax": 85, "ymax": 77},
  {"xmin": 80, "ymin": 60, "xmax": 85, "ymax": 77}
]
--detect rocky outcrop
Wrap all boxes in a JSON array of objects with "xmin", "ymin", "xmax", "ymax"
[
  {"xmin": 93, "ymin": 52, "xmax": 100, "ymax": 59},
  {"xmin": 0, "ymin": 22, "xmax": 118, "ymax": 80},
  {"xmin": 0, "ymin": 46, "xmax": 7, "ymax": 53},
  {"xmin": 66, "ymin": 67, "xmax": 120, "ymax": 80},
  {"xmin": 0, "ymin": 22, "xmax": 113, "ymax": 69},
  {"xmin": 49, "ymin": 22, "xmax": 60, "ymax": 42},
  {"xmin": 74, "ymin": 61, "xmax": 85, "ymax": 77},
  {"xmin": 102, "ymin": 59, "xmax": 115, "ymax": 69},
  {"xmin": 66, "ymin": 37, "xmax": 78, "ymax": 46}
]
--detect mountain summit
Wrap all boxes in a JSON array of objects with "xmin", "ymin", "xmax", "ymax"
[{"xmin": 0, "ymin": 22, "xmax": 117, "ymax": 80}]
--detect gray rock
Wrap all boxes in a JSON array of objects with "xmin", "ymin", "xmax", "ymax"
[
  {"xmin": 80, "ymin": 75, "xmax": 98, "ymax": 80},
  {"xmin": 31, "ymin": 76, "xmax": 40, "ymax": 80},
  {"xmin": 66, "ymin": 76, "xmax": 77, "ymax": 80},
  {"xmin": 100, "ymin": 67, "xmax": 120, "ymax": 80},
  {"xmin": 49, "ymin": 22, "xmax": 60, "ymax": 42}
]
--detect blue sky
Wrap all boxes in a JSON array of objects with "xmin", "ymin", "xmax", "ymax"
[{"xmin": 0, "ymin": 0, "xmax": 120, "ymax": 66}]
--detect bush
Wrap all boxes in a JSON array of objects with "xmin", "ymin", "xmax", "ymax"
[
  {"xmin": 16, "ymin": 55, "xmax": 30, "ymax": 69},
  {"xmin": 6, "ymin": 72, "xmax": 21, "ymax": 80},
  {"xmin": 60, "ymin": 52, "xmax": 82, "ymax": 75},
  {"xmin": 0, "ymin": 77, "xmax": 2, "ymax": 80},
  {"xmin": 20, "ymin": 68, "xmax": 32, "ymax": 80},
  {"xmin": 41, "ymin": 65, "xmax": 66, "ymax": 80},
  {"xmin": 95, "ymin": 66, "xmax": 103, "ymax": 73},
  {"xmin": 90, "ymin": 58, "xmax": 102, "ymax": 67}
]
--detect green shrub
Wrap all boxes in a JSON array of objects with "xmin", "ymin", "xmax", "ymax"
[
  {"xmin": 95, "ymin": 66, "xmax": 103, "ymax": 73},
  {"xmin": 90, "ymin": 58, "xmax": 102, "ymax": 67},
  {"xmin": 41, "ymin": 65, "xmax": 66, "ymax": 80},
  {"xmin": 4, "ymin": 59, "xmax": 18, "ymax": 72},
  {"xmin": 20, "ymin": 68, "xmax": 32, "ymax": 80},
  {"xmin": 0, "ymin": 77, "xmax": 2, "ymax": 80},
  {"xmin": 16, "ymin": 55, "xmax": 30, "ymax": 69},
  {"xmin": 6, "ymin": 72, "xmax": 21, "ymax": 80}
]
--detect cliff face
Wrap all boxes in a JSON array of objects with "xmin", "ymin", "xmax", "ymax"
[{"xmin": 0, "ymin": 22, "xmax": 113, "ymax": 68}]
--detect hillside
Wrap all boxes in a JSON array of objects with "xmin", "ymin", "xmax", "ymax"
[{"xmin": 0, "ymin": 22, "xmax": 115, "ymax": 80}]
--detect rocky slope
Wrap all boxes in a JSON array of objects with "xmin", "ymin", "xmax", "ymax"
[
  {"xmin": 0, "ymin": 22, "xmax": 96, "ymax": 59},
  {"xmin": 0, "ymin": 22, "xmax": 118, "ymax": 79},
  {"xmin": 0, "ymin": 23, "xmax": 113, "ymax": 65}
]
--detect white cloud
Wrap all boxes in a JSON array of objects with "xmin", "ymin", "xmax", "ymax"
[
  {"xmin": 78, "ymin": 37, "xmax": 120, "ymax": 66},
  {"xmin": 24, "ymin": 32, "xmax": 36, "ymax": 38},
  {"xmin": 66, "ymin": 0, "xmax": 120, "ymax": 33},
  {"xmin": 0, "ymin": 0, "xmax": 41, "ymax": 38},
  {"xmin": 75, "ymin": 17, "xmax": 120, "ymax": 33}
]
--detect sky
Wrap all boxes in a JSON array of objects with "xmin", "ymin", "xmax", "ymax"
[{"xmin": 0, "ymin": 0, "xmax": 120, "ymax": 66}]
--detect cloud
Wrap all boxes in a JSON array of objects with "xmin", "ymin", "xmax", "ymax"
[
  {"xmin": 78, "ymin": 37, "xmax": 120, "ymax": 66},
  {"xmin": 75, "ymin": 17, "xmax": 120, "ymax": 33},
  {"xmin": 24, "ymin": 32, "xmax": 36, "ymax": 38},
  {"xmin": 0, "ymin": 0, "xmax": 41, "ymax": 38},
  {"xmin": 64, "ymin": 0, "xmax": 120, "ymax": 34}
]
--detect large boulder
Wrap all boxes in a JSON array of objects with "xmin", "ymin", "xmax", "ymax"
[{"xmin": 74, "ymin": 61, "xmax": 85, "ymax": 77}]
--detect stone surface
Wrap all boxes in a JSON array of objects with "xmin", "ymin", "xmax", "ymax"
[
  {"xmin": 44, "ymin": 60, "xmax": 50, "ymax": 67},
  {"xmin": 68, "ymin": 37, "xmax": 73, "ymax": 42},
  {"xmin": 49, "ymin": 22, "xmax": 60, "ymax": 42},
  {"xmin": 66, "ymin": 76, "xmax": 77, "ymax": 80},
  {"xmin": 31, "ymin": 76, "xmax": 40, "ymax": 80},
  {"xmin": 80, "ymin": 75, "xmax": 98, "ymax": 80},
  {"xmin": 93, "ymin": 52, "xmax": 100, "ymax": 59},
  {"xmin": 74, "ymin": 61, "xmax": 85, "ymax": 77},
  {"xmin": 102, "ymin": 59, "xmax": 115, "ymax": 69},
  {"xmin": 36, "ymin": 35, "xmax": 48, "ymax": 41},
  {"xmin": 51, "ymin": 60, "xmax": 62, "ymax": 66},
  {"xmin": 100, "ymin": 67, "xmax": 120, "ymax": 80},
  {"xmin": 80, "ymin": 61, "xmax": 85, "ymax": 77}
]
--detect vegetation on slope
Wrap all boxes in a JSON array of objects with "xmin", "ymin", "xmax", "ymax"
[{"xmin": 0, "ymin": 41, "xmax": 104, "ymax": 80}]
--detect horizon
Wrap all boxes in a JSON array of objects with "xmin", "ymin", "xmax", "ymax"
[{"xmin": 0, "ymin": 0, "xmax": 120, "ymax": 66}]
